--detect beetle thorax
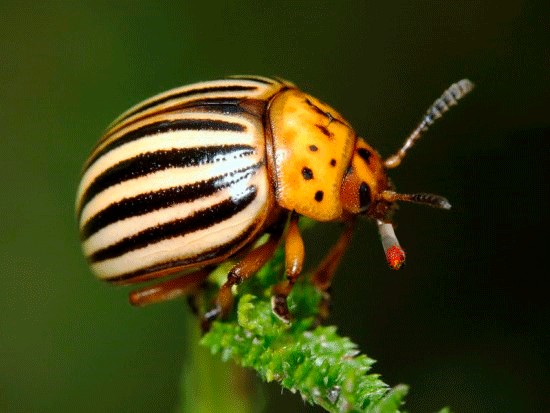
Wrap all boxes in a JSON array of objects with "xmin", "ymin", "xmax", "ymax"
[{"xmin": 268, "ymin": 89, "xmax": 356, "ymax": 222}]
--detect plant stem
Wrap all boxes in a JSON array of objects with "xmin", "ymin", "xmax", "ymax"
[{"xmin": 179, "ymin": 313, "xmax": 263, "ymax": 413}]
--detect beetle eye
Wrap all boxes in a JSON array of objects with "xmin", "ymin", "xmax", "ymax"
[
  {"xmin": 357, "ymin": 148, "xmax": 372, "ymax": 165},
  {"xmin": 359, "ymin": 181, "xmax": 371, "ymax": 211}
]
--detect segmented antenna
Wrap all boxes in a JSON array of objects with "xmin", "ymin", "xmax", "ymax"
[
  {"xmin": 380, "ymin": 190, "xmax": 451, "ymax": 210},
  {"xmin": 384, "ymin": 79, "xmax": 474, "ymax": 169},
  {"xmin": 377, "ymin": 221, "xmax": 406, "ymax": 270}
]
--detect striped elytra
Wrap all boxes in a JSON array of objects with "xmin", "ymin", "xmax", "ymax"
[
  {"xmin": 77, "ymin": 75, "xmax": 472, "ymax": 321},
  {"xmin": 77, "ymin": 76, "xmax": 283, "ymax": 283}
]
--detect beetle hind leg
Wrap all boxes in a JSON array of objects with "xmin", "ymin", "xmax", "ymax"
[
  {"xmin": 129, "ymin": 267, "xmax": 213, "ymax": 307},
  {"xmin": 201, "ymin": 224, "xmax": 285, "ymax": 332}
]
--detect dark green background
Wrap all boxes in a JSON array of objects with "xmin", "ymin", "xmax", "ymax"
[{"xmin": 1, "ymin": 1, "xmax": 547, "ymax": 412}]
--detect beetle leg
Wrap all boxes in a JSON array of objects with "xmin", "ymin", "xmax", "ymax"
[
  {"xmin": 310, "ymin": 219, "xmax": 355, "ymax": 319},
  {"xmin": 272, "ymin": 212, "xmax": 305, "ymax": 323},
  {"xmin": 186, "ymin": 276, "xmax": 218, "ymax": 316},
  {"xmin": 129, "ymin": 267, "xmax": 212, "ymax": 307},
  {"xmin": 202, "ymin": 224, "xmax": 285, "ymax": 331},
  {"xmin": 311, "ymin": 219, "xmax": 355, "ymax": 290}
]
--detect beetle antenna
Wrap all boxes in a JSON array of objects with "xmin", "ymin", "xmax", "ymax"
[
  {"xmin": 380, "ymin": 190, "xmax": 451, "ymax": 210},
  {"xmin": 377, "ymin": 221, "xmax": 406, "ymax": 270},
  {"xmin": 384, "ymin": 79, "xmax": 474, "ymax": 169}
]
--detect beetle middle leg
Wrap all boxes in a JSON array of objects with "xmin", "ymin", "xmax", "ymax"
[
  {"xmin": 271, "ymin": 212, "xmax": 305, "ymax": 323},
  {"xmin": 202, "ymin": 223, "xmax": 285, "ymax": 331}
]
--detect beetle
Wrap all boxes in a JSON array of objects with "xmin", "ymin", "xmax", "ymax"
[{"xmin": 76, "ymin": 75, "xmax": 473, "ymax": 325}]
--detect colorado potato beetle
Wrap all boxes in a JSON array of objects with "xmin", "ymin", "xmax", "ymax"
[{"xmin": 76, "ymin": 75, "xmax": 473, "ymax": 324}]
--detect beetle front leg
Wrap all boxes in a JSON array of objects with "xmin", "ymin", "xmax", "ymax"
[
  {"xmin": 272, "ymin": 212, "xmax": 305, "ymax": 323},
  {"xmin": 201, "ymin": 224, "xmax": 285, "ymax": 331},
  {"xmin": 310, "ymin": 219, "xmax": 355, "ymax": 319}
]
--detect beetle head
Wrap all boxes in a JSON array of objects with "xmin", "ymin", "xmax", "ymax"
[
  {"xmin": 340, "ymin": 137, "xmax": 451, "ymax": 270},
  {"xmin": 341, "ymin": 78, "xmax": 473, "ymax": 270},
  {"xmin": 340, "ymin": 138, "xmax": 393, "ymax": 220}
]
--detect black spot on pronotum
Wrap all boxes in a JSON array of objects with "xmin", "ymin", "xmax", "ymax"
[
  {"xmin": 359, "ymin": 182, "xmax": 371, "ymax": 210},
  {"xmin": 357, "ymin": 148, "xmax": 372, "ymax": 164},
  {"xmin": 309, "ymin": 144, "xmax": 318, "ymax": 152},
  {"xmin": 314, "ymin": 190, "xmax": 324, "ymax": 202},
  {"xmin": 330, "ymin": 159, "xmax": 336, "ymax": 167},
  {"xmin": 315, "ymin": 124, "xmax": 333, "ymax": 138},
  {"xmin": 301, "ymin": 167, "xmax": 314, "ymax": 180}
]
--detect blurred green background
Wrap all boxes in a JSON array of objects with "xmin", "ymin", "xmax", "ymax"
[{"xmin": 0, "ymin": 1, "xmax": 547, "ymax": 412}]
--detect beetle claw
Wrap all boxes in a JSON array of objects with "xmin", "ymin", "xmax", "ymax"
[
  {"xmin": 316, "ymin": 290, "xmax": 332, "ymax": 323},
  {"xmin": 271, "ymin": 294, "xmax": 293, "ymax": 324},
  {"xmin": 201, "ymin": 305, "xmax": 222, "ymax": 333}
]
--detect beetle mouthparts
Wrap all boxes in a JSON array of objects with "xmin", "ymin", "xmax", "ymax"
[{"xmin": 385, "ymin": 245, "xmax": 406, "ymax": 270}]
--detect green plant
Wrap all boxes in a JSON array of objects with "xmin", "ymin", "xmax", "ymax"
[{"xmin": 182, "ymin": 226, "xmax": 450, "ymax": 413}]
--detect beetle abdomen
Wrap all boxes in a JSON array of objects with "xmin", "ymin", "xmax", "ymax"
[{"xmin": 76, "ymin": 77, "xmax": 283, "ymax": 283}]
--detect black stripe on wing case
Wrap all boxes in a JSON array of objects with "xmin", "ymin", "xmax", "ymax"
[
  {"xmin": 80, "ymin": 162, "xmax": 262, "ymax": 240},
  {"xmin": 86, "ymin": 117, "xmax": 247, "ymax": 171},
  {"xmin": 89, "ymin": 185, "xmax": 258, "ymax": 263},
  {"xmin": 78, "ymin": 144, "xmax": 255, "ymax": 218},
  {"xmin": 229, "ymin": 76, "xmax": 276, "ymax": 85},
  {"xmin": 117, "ymin": 85, "xmax": 258, "ymax": 123},
  {"xmin": 102, "ymin": 98, "xmax": 250, "ymax": 142},
  {"xmin": 182, "ymin": 102, "xmax": 248, "ymax": 115},
  {"xmin": 107, "ymin": 222, "xmax": 259, "ymax": 283}
]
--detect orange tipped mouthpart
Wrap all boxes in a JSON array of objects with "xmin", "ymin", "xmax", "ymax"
[
  {"xmin": 385, "ymin": 245, "xmax": 406, "ymax": 270},
  {"xmin": 377, "ymin": 221, "xmax": 406, "ymax": 270}
]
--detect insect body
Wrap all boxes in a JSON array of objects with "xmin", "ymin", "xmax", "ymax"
[{"xmin": 76, "ymin": 75, "xmax": 473, "ymax": 324}]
